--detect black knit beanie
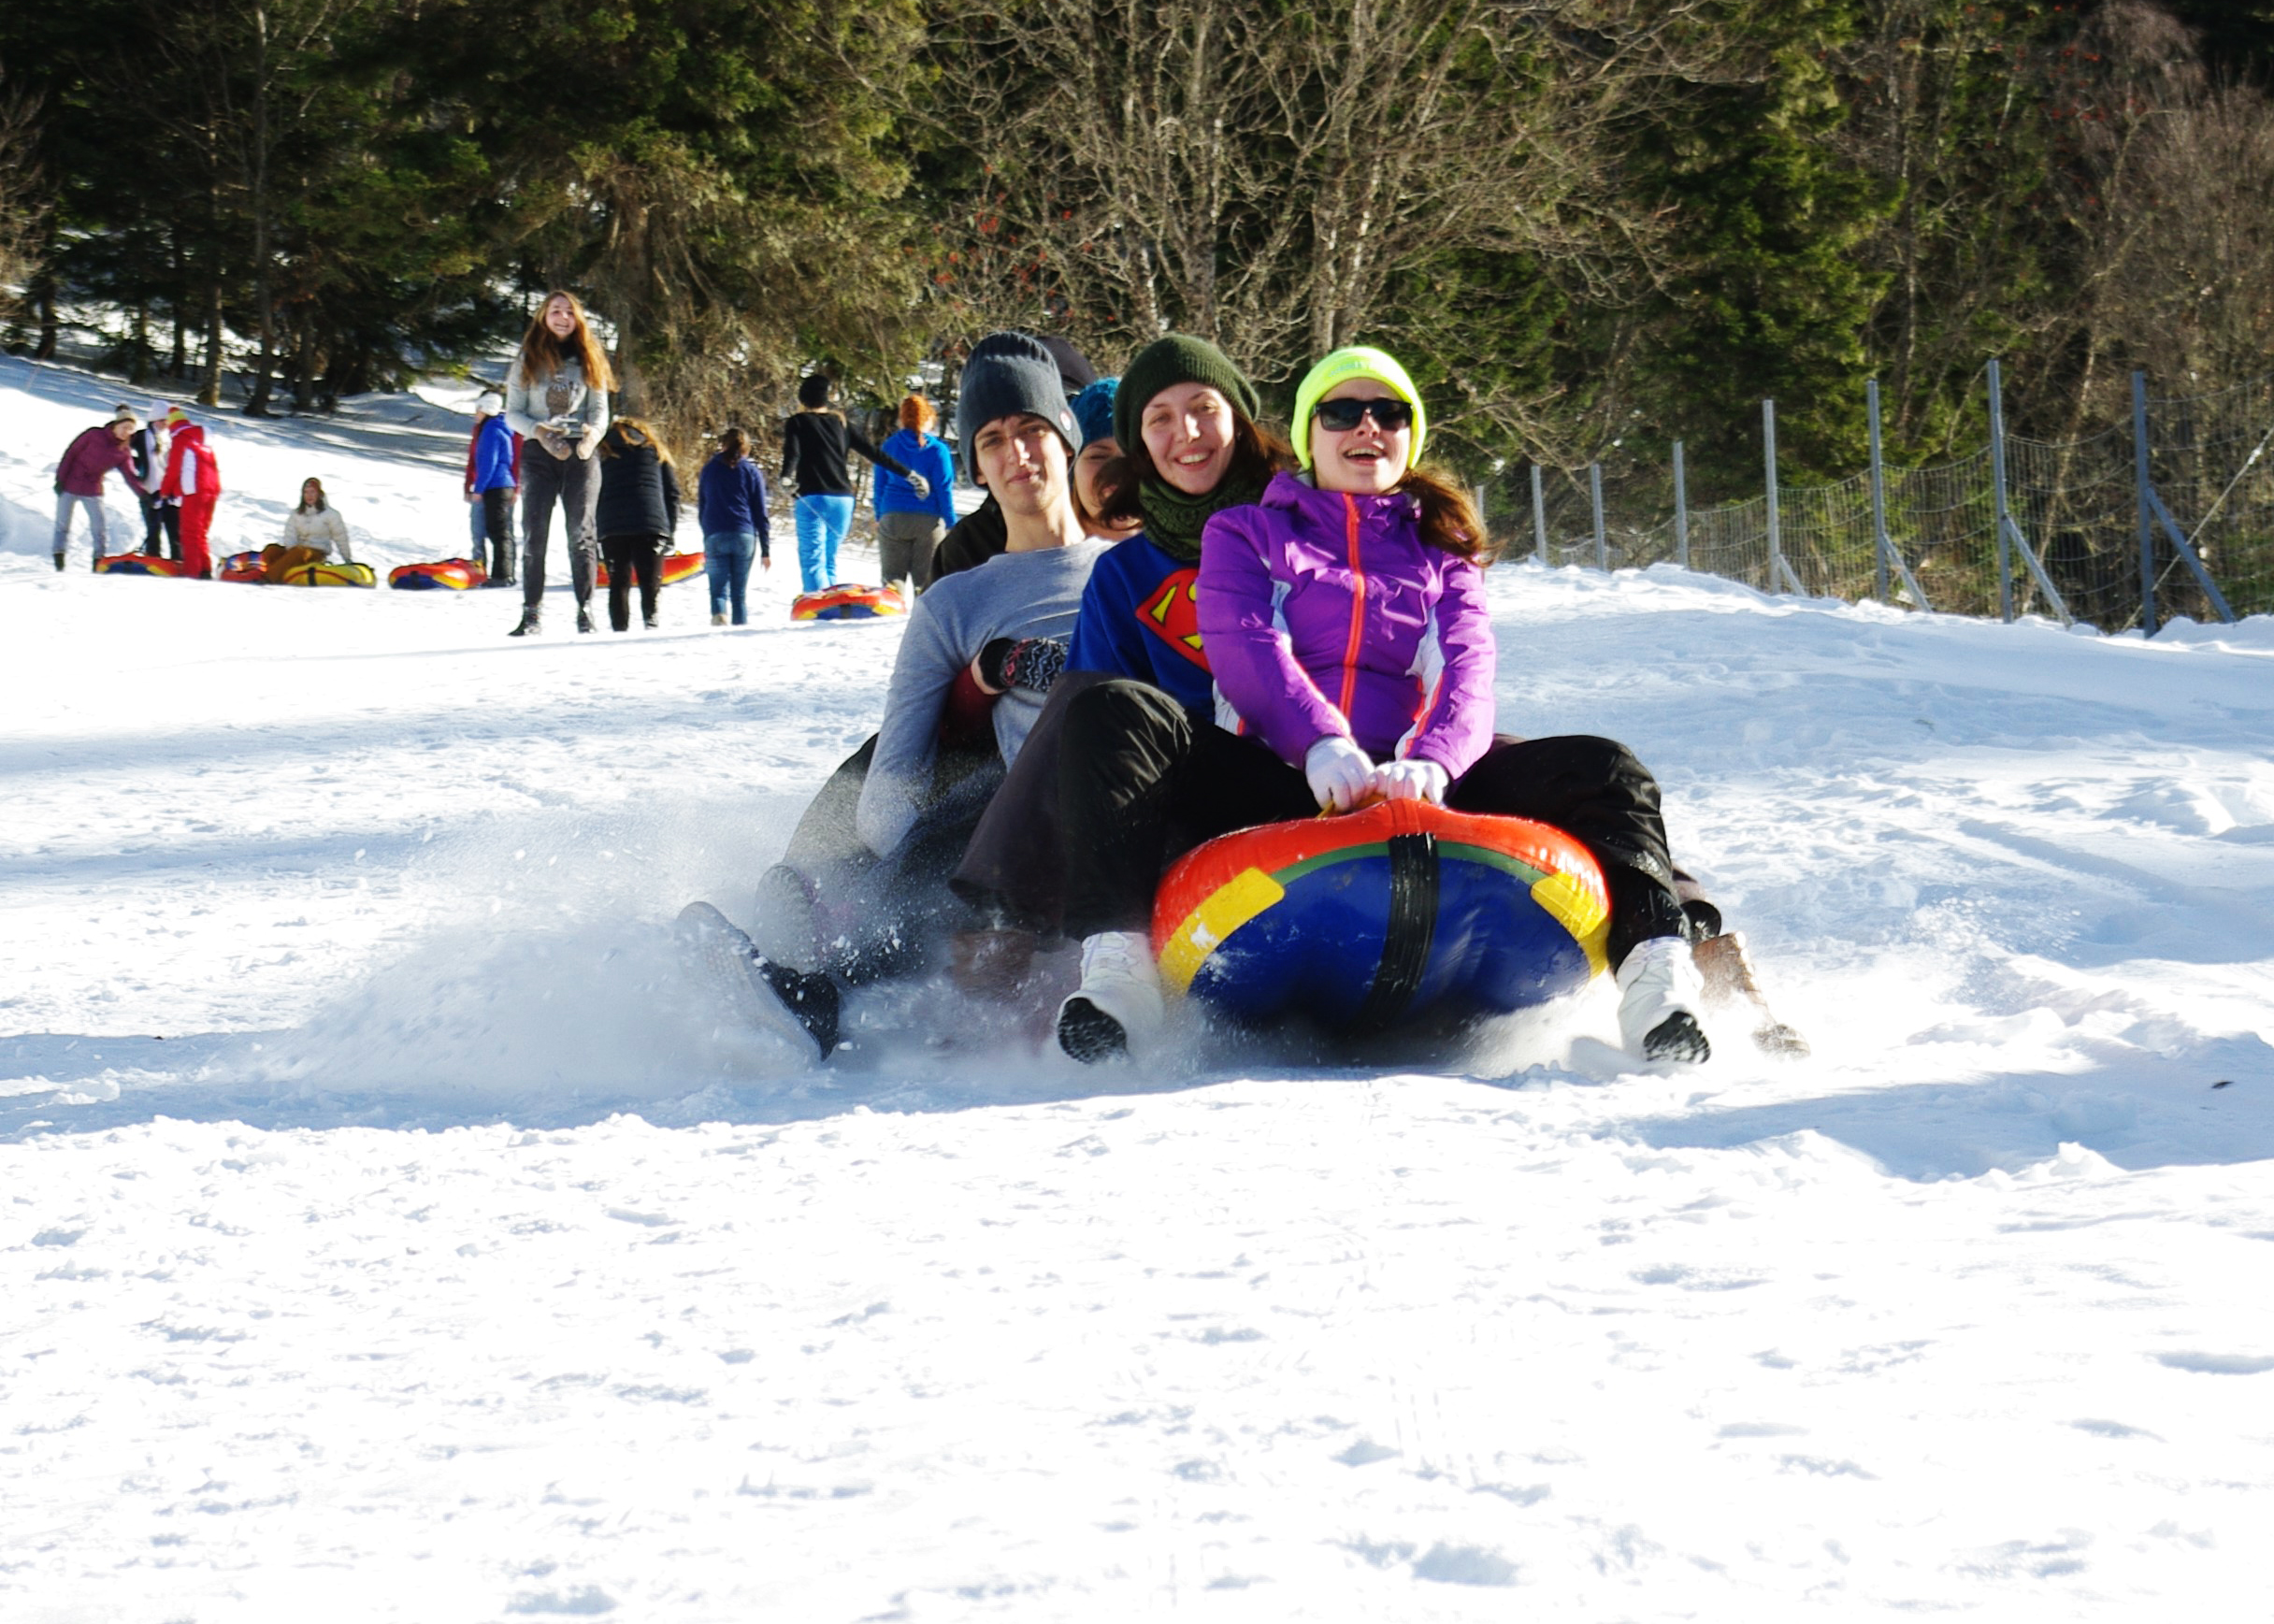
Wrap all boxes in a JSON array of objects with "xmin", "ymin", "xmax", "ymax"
[
  {"xmin": 956, "ymin": 333, "xmax": 1080, "ymax": 482},
  {"xmin": 1114, "ymin": 335, "xmax": 1260, "ymax": 453},
  {"xmin": 796, "ymin": 373, "xmax": 833, "ymax": 410}
]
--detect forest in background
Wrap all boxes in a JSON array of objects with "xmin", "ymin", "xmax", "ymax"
[{"xmin": 0, "ymin": 0, "xmax": 2269, "ymax": 507}]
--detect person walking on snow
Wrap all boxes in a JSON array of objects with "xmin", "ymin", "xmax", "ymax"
[
  {"xmin": 263, "ymin": 479, "xmax": 355, "ymax": 580},
  {"xmin": 51, "ymin": 406, "xmax": 139, "ymax": 570},
  {"xmin": 698, "ymin": 427, "xmax": 770, "ymax": 626},
  {"xmin": 592, "ymin": 417, "xmax": 681, "ymax": 632},
  {"xmin": 157, "ymin": 406, "xmax": 222, "ymax": 579},
  {"xmin": 781, "ymin": 373, "xmax": 924, "ymax": 594},
  {"xmin": 468, "ymin": 393, "xmax": 520, "ymax": 585},
  {"xmin": 504, "ymin": 290, "xmax": 614, "ymax": 636},
  {"xmin": 871, "ymin": 394, "xmax": 959, "ymax": 592},
  {"xmin": 1046, "ymin": 345, "xmax": 1714, "ymax": 1069}
]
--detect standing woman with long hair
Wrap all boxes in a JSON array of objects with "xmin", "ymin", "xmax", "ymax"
[
  {"xmin": 503, "ymin": 291, "xmax": 615, "ymax": 636},
  {"xmin": 593, "ymin": 417, "xmax": 681, "ymax": 632},
  {"xmin": 781, "ymin": 373, "xmax": 923, "ymax": 594}
]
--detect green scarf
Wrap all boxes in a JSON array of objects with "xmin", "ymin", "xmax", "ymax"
[{"xmin": 1137, "ymin": 467, "xmax": 1270, "ymax": 561}]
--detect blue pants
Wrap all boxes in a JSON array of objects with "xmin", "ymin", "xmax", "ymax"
[
  {"xmin": 467, "ymin": 495, "xmax": 486, "ymax": 550},
  {"xmin": 794, "ymin": 495, "xmax": 853, "ymax": 593},
  {"xmin": 706, "ymin": 529, "xmax": 758, "ymax": 625}
]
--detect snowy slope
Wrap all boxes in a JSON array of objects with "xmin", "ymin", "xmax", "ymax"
[{"xmin": 5, "ymin": 356, "xmax": 2273, "ymax": 1620}]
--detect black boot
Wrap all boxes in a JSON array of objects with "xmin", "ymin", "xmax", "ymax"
[
  {"xmin": 52, "ymin": 552, "xmax": 65, "ymax": 572},
  {"xmin": 576, "ymin": 602, "xmax": 596, "ymax": 634},
  {"xmin": 509, "ymin": 607, "xmax": 540, "ymax": 638}
]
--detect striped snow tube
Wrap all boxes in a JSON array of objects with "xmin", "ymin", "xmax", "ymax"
[
  {"xmin": 595, "ymin": 551, "xmax": 706, "ymax": 589},
  {"xmin": 219, "ymin": 550, "xmax": 266, "ymax": 582},
  {"xmin": 1151, "ymin": 799, "xmax": 1610, "ymax": 1034},
  {"xmin": 389, "ymin": 558, "xmax": 488, "ymax": 590},
  {"xmin": 93, "ymin": 553, "xmax": 201, "ymax": 579},
  {"xmin": 792, "ymin": 582, "xmax": 907, "ymax": 622}
]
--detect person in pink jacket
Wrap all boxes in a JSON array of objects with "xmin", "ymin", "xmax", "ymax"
[
  {"xmin": 1052, "ymin": 345, "xmax": 1710, "ymax": 1068},
  {"xmin": 50, "ymin": 406, "xmax": 139, "ymax": 570}
]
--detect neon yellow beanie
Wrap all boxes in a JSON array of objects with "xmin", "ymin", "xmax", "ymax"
[{"xmin": 1290, "ymin": 346, "xmax": 1427, "ymax": 470}]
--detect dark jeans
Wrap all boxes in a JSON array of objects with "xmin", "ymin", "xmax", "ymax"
[
  {"xmin": 601, "ymin": 534, "xmax": 662, "ymax": 629},
  {"xmin": 951, "ymin": 669, "xmax": 1112, "ymax": 932},
  {"xmin": 482, "ymin": 487, "xmax": 516, "ymax": 581},
  {"xmin": 1058, "ymin": 678, "xmax": 1687, "ymax": 967},
  {"xmin": 521, "ymin": 451, "xmax": 597, "ymax": 609},
  {"xmin": 142, "ymin": 499, "xmax": 181, "ymax": 560}
]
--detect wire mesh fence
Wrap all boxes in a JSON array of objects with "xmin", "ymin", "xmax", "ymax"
[{"xmin": 1486, "ymin": 367, "xmax": 2274, "ymax": 633}]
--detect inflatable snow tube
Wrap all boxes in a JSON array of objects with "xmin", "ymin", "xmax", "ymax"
[
  {"xmin": 595, "ymin": 551, "xmax": 706, "ymax": 589},
  {"xmin": 1151, "ymin": 799, "xmax": 1611, "ymax": 1034},
  {"xmin": 277, "ymin": 560, "xmax": 376, "ymax": 587},
  {"xmin": 218, "ymin": 551, "xmax": 266, "ymax": 582},
  {"xmin": 792, "ymin": 582, "xmax": 906, "ymax": 621},
  {"xmin": 94, "ymin": 553, "xmax": 200, "ymax": 579},
  {"xmin": 389, "ymin": 558, "xmax": 487, "ymax": 591}
]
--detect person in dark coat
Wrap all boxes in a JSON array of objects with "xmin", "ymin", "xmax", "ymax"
[
  {"xmin": 594, "ymin": 418, "xmax": 682, "ymax": 631},
  {"xmin": 781, "ymin": 374, "xmax": 922, "ymax": 592}
]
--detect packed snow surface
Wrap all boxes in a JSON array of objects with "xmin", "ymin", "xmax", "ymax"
[{"xmin": 5, "ymin": 354, "xmax": 2273, "ymax": 1619}]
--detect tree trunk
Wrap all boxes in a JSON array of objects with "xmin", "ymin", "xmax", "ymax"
[{"xmin": 244, "ymin": 3, "xmax": 277, "ymax": 417}]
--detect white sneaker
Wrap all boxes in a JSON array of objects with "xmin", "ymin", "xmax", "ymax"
[
  {"xmin": 1057, "ymin": 931, "xmax": 1164, "ymax": 1062},
  {"xmin": 1616, "ymin": 935, "xmax": 1710, "ymax": 1064},
  {"xmin": 711, "ymin": 611, "xmax": 728, "ymax": 625}
]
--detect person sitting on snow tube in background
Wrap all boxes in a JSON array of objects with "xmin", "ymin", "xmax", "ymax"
[
  {"xmin": 468, "ymin": 392, "xmax": 520, "ymax": 585},
  {"xmin": 593, "ymin": 418, "xmax": 682, "ymax": 632},
  {"xmin": 872, "ymin": 393, "xmax": 960, "ymax": 594},
  {"xmin": 698, "ymin": 426, "xmax": 771, "ymax": 626},
  {"xmin": 947, "ymin": 336, "xmax": 1298, "ymax": 956},
  {"xmin": 739, "ymin": 332, "xmax": 1109, "ymax": 1039},
  {"xmin": 263, "ymin": 478, "xmax": 355, "ymax": 581},
  {"xmin": 1049, "ymin": 345, "xmax": 1711, "ymax": 1070}
]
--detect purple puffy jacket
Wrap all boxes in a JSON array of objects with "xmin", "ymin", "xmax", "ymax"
[
  {"xmin": 57, "ymin": 425, "xmax": 133, "ymax": 497},
  {"xmin": 1198, "ymin": 471, "xmax": 1495, "ymax": 778}
]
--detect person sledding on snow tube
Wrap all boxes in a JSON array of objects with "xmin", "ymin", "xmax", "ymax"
[
  {"xmin": 1049, "ymin": 346, "xmax": 1715, "ymax": 1068},
  {"xmin": 680, "ymin": 332, "xmax": 1107, "ymax": 1057},
  {"xmin": 261, "ymin": 478, "xmax": 357, "ymax": 581},
  {"xmin": 946, "ymin": 336, "xmax": 1301, "ymax": 990}
]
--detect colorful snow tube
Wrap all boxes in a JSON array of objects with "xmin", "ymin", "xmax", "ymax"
[
  {"xmin": 277, "ymin": 560, "xmax": 376, "ymax": 587},
  {"xmin": 1151, "ymin": 799, "xmax": 1611, "ymax": 1034},
  {"xmin": 218, "ymin": 551, "xmax": 266, "ymax": 583},
  {"xmin": 595, "ymin": 551, "xmax": 706, "ymax": 589},
  {"xmin": 792, "ymin": 582, "xmax": 906, "ymax": 621},
  {"xmin": 389, "ymin": 558, "xmax": 487, "ymax": 591},
  {"xmin": 94, "ymin": 553, "xmax": 201, "ymax": 579}
]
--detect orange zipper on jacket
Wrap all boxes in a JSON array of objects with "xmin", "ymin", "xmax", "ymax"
[{"xmin": 1337, "ymin": 494, "xmax": 1366, "ymax": 721}]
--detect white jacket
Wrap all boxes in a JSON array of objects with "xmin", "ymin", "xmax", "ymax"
[{"xmin": 281, "ymin": 506, "xmax": 353, "ymax": 562}]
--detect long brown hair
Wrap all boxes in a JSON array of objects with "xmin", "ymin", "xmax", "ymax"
[
  {"xmin": 1095, "ymin": 411, "xmax": 1296, "ymax": 530},
  {"xmin": 715, "ymin": 426, "xmax": 749, "ymax": 462},
  {"xmin": 1397, "ymin": 465, "xmax": 1494, "ymax": 565},
  {"xmin": 601, "ymin": 416, "xmax": 673, "ymax": 465},
  {"xmin": 514, "ymin": 290, "xmax": 617, "ymax": 393}
]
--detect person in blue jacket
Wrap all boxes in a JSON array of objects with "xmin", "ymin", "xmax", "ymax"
[
  {"xmin": 469, "ymin": 393, "xmax": 520, "ymax": 585},
  {"xmin": 872, "ymin": 395, "xmax": 959, "ymax": 593},
  {"xmin": 698, "ymin": 426, "xmax": 771, "ymax": 625}
]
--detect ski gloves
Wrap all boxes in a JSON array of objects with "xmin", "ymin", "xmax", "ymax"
[
  {"xmin": 975, "ymin": 636, "xmax": 1068, "ymax": 697},
  {"xmin": 1304, "ymin": 735, "xmax": 1449, "ymax": 813}
]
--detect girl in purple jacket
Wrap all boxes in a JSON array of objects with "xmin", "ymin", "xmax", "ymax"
[{"xmin": 1053, "ymin": 346, "xmax": 1711, "ymax": 1069}]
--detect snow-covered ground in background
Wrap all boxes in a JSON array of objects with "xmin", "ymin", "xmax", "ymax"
[{"xmin": 4, "ymin": 352, "xmax": 2273, "ymax": 1620}]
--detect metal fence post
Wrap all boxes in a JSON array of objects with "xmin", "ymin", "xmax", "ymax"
[
  {"xmin": 1763, "ymin": 399, "xmax": 1782, "ymax": 593},
  {"xmin": 1530, "ymin": 465, "xmax": 1547, "ymax": 565},
  {"xmin": 1988, "ymin": 358, "xmax": 2015, "ymax": 622},
  {"xmin": 2133, "ymin": 369, "xmax": 2156, "ymax": 636},
  {"xmin": 1590, "ymin": 462, "xmax": 1607, "ymax": 570},
  {"xmin": 1867, "ymin": 379, "xmax": 1889, "ymax": 602},
  {"xmin": 1673, "ymin": 440, "xmax": 1689, "ymax": 569}
]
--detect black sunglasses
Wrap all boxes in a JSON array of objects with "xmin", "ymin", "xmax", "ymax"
[{"xmin": 1312, "ymin": 396, "xmax": 1414, "ymax": 433}]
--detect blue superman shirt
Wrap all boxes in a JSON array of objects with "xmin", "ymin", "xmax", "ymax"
[{"xmin": 1066, "ymin": 534, "xmax": 1214, "ymax": 713}]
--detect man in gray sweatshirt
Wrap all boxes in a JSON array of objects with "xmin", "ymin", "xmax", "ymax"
[{"xmin": 710, "ymin": 334, "xmax": 1105, "ymax": 1056}]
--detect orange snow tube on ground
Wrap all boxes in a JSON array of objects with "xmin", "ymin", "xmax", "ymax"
[
  {"xmin": 1151, "ymin": 799, "xmax": 1610, "ymax": 1035},
  {"xmin": 389, "ymin": 558, "xmax": 488, "ymax": 590},
  {"xmin": 595, "ymin": 551, "xmax": 706, "ymax": 589},
  {"xmin": 792, "ymin": 582, "xmax": 906, "ymax": 621}
]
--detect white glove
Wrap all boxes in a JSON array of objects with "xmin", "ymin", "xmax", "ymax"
[
  {"xmin": 905, "ymin": 473, "xmax": 931, "ymax": 500},
  {"xmin": 1304, "ymin": 735, "xmax": 1376, "ymax": 813},
  {"xmin": 576, "ymin": 424, "xmax": 603, "ymax": 459},
  {"xmin": 1372, "ymin": 758, "xmax": 1449, "ymax": 804}
]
